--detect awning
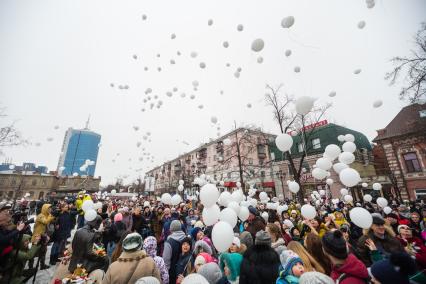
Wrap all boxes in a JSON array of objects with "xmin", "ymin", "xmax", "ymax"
[
  {"xmin": 262, "ymin": 181, "xmax": 275, "ymax": 188},
  {"xmin": 224, "ymin": 182, "xmax": 237, "ymax": 187}
]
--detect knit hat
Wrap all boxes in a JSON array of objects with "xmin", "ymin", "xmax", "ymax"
[
  {"xmin": 397, "ymin": 224, "xmax": 411, "ymax": 233},
  {"xmin": 370, "ymin": 252, "xmax": 416, "ymax": 284},
  {"xmin": 299, "ymin": 272, "xmax": 334, "ymax": 284},
  {"xmin": 181, "ymin": 273, "xmax": 209, "ymax": 284},
  {"xmin": 255, "ymin": 230, "xmax": 272, "ymax": 246},
  {"xmin": 219, "ymin": 252, "xmax": 243, "ymax": 281},
  {"xmin": 114, "ymin": 213, "xmax": 123, "ymax": 222},
  {"xmin": 198, "ymin": 262, "xmax": 223, "ymax": 284},
  {"xmin": 232, "ymin": 237, "xmax": 240, "ymax": 248},
  {"xmin": 279, "ymin": 250, "xmax": 303, "ymax": 276},
  {"xmin": 122, "ymin": 232, "xmax": 143, "ymax": 251},
  {"xmin": 248, "ymin": 205, "xmax": 258, "ymax": 215},
  {"xmin": 239, "ymin": 231, "xmax": 253, "ymax": 248},
  {"xmin": 170, "ymin": 220, "xmax": 182, "ymax": 233},
  {"xmin": 191, "ymin": 227, "xmax": 202, "ymax": 240},
  {"xmin": 371, "ymin": 213, "xmax": 385, "ymax": 225},
  {"xmin": 321, "ymin": 230, "xmax": 348, "ymax": 259},
  {"xmin": 135, "ymin": 276, "xmax": 160, "ymax": 284},
  {"xmin": 195, "ymin": 255, "xmax": 207, "ymax": 267}
]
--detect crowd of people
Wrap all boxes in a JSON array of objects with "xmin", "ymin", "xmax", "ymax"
[{"xmin": 1, "ymin": 190, "xmax": 426, "ymax": 284}]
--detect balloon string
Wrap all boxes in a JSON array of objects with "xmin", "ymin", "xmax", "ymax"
[{"xmin": 287, "ymin": 31, "xmax": 320, "ymax": 50}]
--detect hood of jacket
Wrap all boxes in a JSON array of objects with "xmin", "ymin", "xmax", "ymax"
[
  {"xmin": 332, "ymin": 253, "xmax": 368, "ymax": 280},
  {"xmin": 143, "ymin": 236, "xmax": 158, "ymax": 258},
  {"xmin": 41, "ymin": 203, "xmax": 51, "ymax": 216},
  {"xmin": 168, "ymin": 230, "xmax": 186, "ymax": 242}
]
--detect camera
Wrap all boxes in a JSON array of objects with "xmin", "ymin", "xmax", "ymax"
[{"xmin": 24, "ymin": 218, "xmax": 35, "ymax": 226}]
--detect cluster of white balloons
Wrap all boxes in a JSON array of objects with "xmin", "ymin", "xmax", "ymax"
[
  {"xmin": 82, "ymin": 199, "xmax": 101, "ymax": 222},
  {"xmin": 80, "ymin": 159, "xmax": 95, "ymax": 172}
]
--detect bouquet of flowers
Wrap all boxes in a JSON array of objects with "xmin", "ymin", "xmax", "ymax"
[{"xmin": 93, "ymin": 243, "xmax": 106, "ymax": 256}]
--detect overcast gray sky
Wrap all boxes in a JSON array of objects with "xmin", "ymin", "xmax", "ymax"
[{"xmin": 1, "ymin": 0, "xmax": 425, "ymax": 186}]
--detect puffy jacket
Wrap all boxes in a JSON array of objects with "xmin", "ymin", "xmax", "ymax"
[
  {"xmin": 31, "ymin": 204, "xmax": 54, "ymax": 242},
  {"xmin": 7, "ymin": 234, "xmax": 40, "ymax": 284},
  {"xmin": 330, "ymin": 253, "xmax": 369, "ymax": 284}
]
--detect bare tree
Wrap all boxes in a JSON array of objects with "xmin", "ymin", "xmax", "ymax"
[
  {"xmin": 265, "ymin": 84, "xmax": 331, "ymax": 202},
  {"xmin": 0, "ymin": 106, "xmax": 27, "ymax": 153},
  {"xmin": 385, "ymin": 22, "xmax": 426, "ymax": 103}
]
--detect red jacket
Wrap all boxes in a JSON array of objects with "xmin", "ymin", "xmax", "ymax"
[
  {"xmin": 398, "ymin": 236, "xmax": 426, "ymax": 269},
  {"xmin": 330, "ymin": 254, "xmax": 369, "ymax": 284}
]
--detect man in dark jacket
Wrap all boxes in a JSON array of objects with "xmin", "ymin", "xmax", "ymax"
[
  {"xmin": 245, "ymin": 206, "xmax": 266, "ymax": 239},
  {"xmin": 68, "ymin": 215, "xmax": 109, "ymax": 273},
  {"xmin": 357, "ymin": 213, "xmax": 404, "ymax": 267},
  {"xmin": 49, "ymin": 203, "xmax": 76, "ymax": 265}
]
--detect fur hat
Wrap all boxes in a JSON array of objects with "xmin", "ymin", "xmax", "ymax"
[
  {"xmin": 198, "ymin": 262, "xmax": 222, "ymax": 284},
  {"xmin": 170, "ymin": 220, "xmax": 182, "ymax": 233},
  {"xmin": 321, "ymin": 230, "xmax": 348, "ymax": 259},
  {"xmin": 255, "ymin": 230, "xmax": 271, "ymax": 246},
  {"xmin": 280, "ymin": 250, "xmax": 303, "ymax": 276},
  {"xmin": 122, "ymin": 232, "xmax": 143, "ymax": 251},
  {"xmin": 299, "ymin": 272, "xmax": 334, "ymax": 284},
  {"xmin": 219, "ymin": 252, "xmax": 243, "ymax": 281}
]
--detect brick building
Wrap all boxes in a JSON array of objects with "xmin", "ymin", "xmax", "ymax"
[{"xmin": 373, "ymin": 103, "xmax": 426, "ymax": 200}]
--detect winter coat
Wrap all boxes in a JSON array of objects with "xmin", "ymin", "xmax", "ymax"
[
  {"xmin": 68, "ymin": 225, "xmax": 109, "ymax": 273},
  {"xmin": 7, "ymin": 234, "xmax": 40, "ymax": 284},
  {"xmin": 143, "ymin": 236, "xmax": 169, "ymax": 284},
  {"xmin": 398, "ymin": 236, "xmax": 426, "ymax": 269},
  {"xmin": 105, "ymin": 221, "xmax": 128, "ymax": 243},
  {"xmin": 175, "ymin": 252, "xmax": 192, "ymax": 277},
  {"xmin": 31, "ymin": 204, "xmax": 55, "ymax": 242},
  {"xmin": 53, "ymin": 211, "xmax": 74, "ymax": 241},
  {"xmin": 103, "ymin": 249, "xmax": 161, "ymax": 284},
  {"xmin": 357, "ymin": 230, "xmax": 404, "ymax": 267},
  {"xmin": 162, "ymin": 230, "xmax": 186, "ymax": 283},
  {"xmin": 330, "ymin": 253, "xmax": 369, "ymax": 284},
  {"xmin": 271, "ymin": 238, "xmax": 286, "ymax": 254},
  {"xmin": 122, "ymin": 214, "xmax": 133, "ymax": 231},
  {"xmin": 239, "ymin": 245, "xmax": 280, "ymax": 284}
]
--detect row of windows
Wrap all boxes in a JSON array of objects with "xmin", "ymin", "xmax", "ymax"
[{"xmin": 0, "ymin": 178, "xmax": 48, "ymax": 186}]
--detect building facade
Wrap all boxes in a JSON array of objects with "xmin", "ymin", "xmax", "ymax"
[
  {"xmin": 373, "ymin": 103, "xmax": 426, "ymax": 201},
  {"xmin": 269, "ymin": 122, "xmax": 390, "ymax": 200},
  {"xmin": 145, "ymin": 128, "xmax": 276, "ymax": 196},
  {"xmin": 57, "ymin": 127, "xmax": 101, "ymax": 176}
]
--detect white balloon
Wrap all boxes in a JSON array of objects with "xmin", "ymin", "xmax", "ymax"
[
  {"xmin": 363, "ymin": 194, "xmax": 372, "ymax": 202},
  {"xmin": 111, "ymin": 189, "xmax": 117, "ymax": 194},
  {"xmin": 312, "ymin": 168, "xmax": 328, "ymax": 180},
  {"xmin": 277, "ymin": 205, "xmax": 286, "ymax": 215},
  {"xmin": 338, "ymin": 152, "xmax": 355, "ymax": 165},
  {"xmin": 178, "ymin": 185, "xmax": 184, "ymax": 192},
  {"xmin": 344, "ymin": 134, "xmax": 355, "ymax": 142},
  {"xmin": 358, "ymin": 21, "xmax": 366, "ymax": 29},
  {"xmin": 257, "ymin": 56, "xmax": 263, "ymax": 64},
  {"xmin": 326, "ymin": 178, "xmax": 334, "ymax": 186},
  {"xmin": 340, "ymin": 188, "xmax": 349, "ymax": 196},
  {"xmin": 344, "ymin": 195, "xmax": 353, "ymax": 203},
  {"xmin": 275, "ymin": 133, "xmax": 293, "ymax": 152},
  {"xmin": 227, "ymin": 201, "xmax": 240, "ymax": 215},
  {"xmin": 288, "ymin": 181, "xmax": 300, "ymax": 193},
  {"xmin": 212, "ymin": 221, "xmax": 234, "ymax": 252},
  {"xmin": 161, "ymin": 193, "xmax": 172, "ymax": 205},
  {"xmin": 237, "ymin": 24, "xmax": 244, "ymax": 31},
  {"xmin": 236, "ymin": 182, "xmax": 241, "ymax": 188},
  {"xmin": 342, "ymin": 142, "xmax": 357, "ymax": 153},
  {"xmin": 84, "ymin": 209, "xmax": 97, "ymax": 222},
  {"xmin": 329, "ymin": 91, "xmax": 337, "ymax": 97},
  {"xmin": 171, "ymin": 194, "xmax": 182, "ymax": 206},
  {"xmin": 294, "ymin": 66, "xmax": 301, "ymax": 73},
  {"xmin": 285, "ymin": 49, "xmax": 292, "ymax": 57},
  {"xmin": 200, "ymin": 184, "xmax": 219, "ymax": 207},
  {"xmin": 354, "ymin": 69, "xmax": 362, "ymax": 74},
  {"xmin": 333, "ymin": 162, "xmax": 349, "ymax": 174},
  {"xmin": 319, "ymin": 190, "xmax": 326, "ymax": 196},
  {"xmin": 208, "ymin": 19, "xmax": 213, "ymax": 26},
  {"xmin": 295, "ymin": 96, "xmax": 315, "ymax": 115},
  {"xmin": 324, "ymin": 144, "xmax": 341, "ymax": 160},
  {"xmin": 281, "ymin": 16, "xmax": 295, "ymax": 28},
  {"xmin": 238, "ymin": 206, "xmax": 249, "ymax": 221},
  {"xmin": 82, "ymin": 200, "xmax": 94, "ymax": 212},
  {"xmin": 282, "ymin": 205, "xmax": 289, "ymax": 211},
  {"xmin": 220, "ymin": 208, "xmax": 238, "ymax": 228},
  {"xmin": 376, "ymin": 197, "xmax": 388, "ymax": 208},
  {"xmin": 337, "ymin": 135, "xmax": 345, "ymax": 142},
  {"xmin": 93, "ymin": 202, "xmax": 102, "ymax": 210},
  {"xmin": 251, "ymin": 38, "xmax": 264, "ymax": 52},
  {"xmin": 231, "ymin": 190, "xmax": 244, "ymax": 203},
  {"xmin": 200, "ymin": 62, "xmax": 206, "ymax": 69},
  {"xmin": 283, "ymin": 219, "xmax": 294, "ymax": 228},
  {"xmin": 350, "ymin": 207, "xmax": 372, "ymax": 229},
  {"xmin": 339, "ymin": 168, "xmax": 361, "ymax": 187},
  {"xmin": 373, "ymin": 100, "xmax": 383, "ymax": 108},
  {"xmin": 383, "ymin": 206, "xmax": 392, "ymax": 214},
  {"xmin": 362, "ymin": 182, "xmax": 368, "ymax": 188},
  {"xmin": 373, "ymin": 183, "xmax": 382, "ymax": 191},
  {"xmin": 219, "ymin": 191, "xmax": 232, "ymax": 207},
  {"xmin": 190, "ymin": 51, "xmax": 198, "ymax": 58},
  {"xmin": 179, "ymin": 180, "xmax": 184, "ymax": 185},
  {"xmin": 202, "ymin": 204, "xmax": 220, "ymax": 226},
  {"xmin": 259, "ymin": 192, "xmax": 268, "ymax": 200},
  {"xmin": 211, "ymin": 116, "xmax": 218, "ymax": 124},
  {"xmin": 301, "ymin": 204, "xmax": 317, "ymax": 220},
  {"xmin": 316, "ymin": 157, "xmax": 332, "ymax": 171}
]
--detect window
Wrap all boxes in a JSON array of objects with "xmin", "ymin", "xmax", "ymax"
[
  {"xmin": 298, "ymin": 143, "xmax": 304, "ymax": 153},
  {"xmin": 11, "ymin": 179, "xmax": 16, "ymax": 186},
  {"xmin": 32, "ymin": 179, "xmax": 37, "ymax": 186},
  {"xmin": 39, "ymin": 192, "xmax": 44, "ymax": 199},
  {"xmin": 403, "ymin": 152, "xmax": 422, "ymax": 173},
  {"xmin": 260, "ymin": 171, "xmax": 266, "ymax": 178},
  {"xmin": 312, "ymin": 138, "xmax": 321, "ymax": 149},
  {"xmin": 302, "ymin": 161, "xmax": 311, "ymax": 172}
]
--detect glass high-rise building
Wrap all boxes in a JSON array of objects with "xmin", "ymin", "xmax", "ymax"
[{"xmin": 57, "ymin": 127, "xmax": 101, "ymax": 176}]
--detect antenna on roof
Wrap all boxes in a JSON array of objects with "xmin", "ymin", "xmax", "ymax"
[{"xmin": 84, "ymin": 115, "xmax": 91, "ymax": 130}]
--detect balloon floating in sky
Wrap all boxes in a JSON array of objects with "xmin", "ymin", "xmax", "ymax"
[
  {"xmin": 208, "ymin": 19, "xmax": 213, "ymax": 26},
  {"xmin": 170, "ymin": 59, "xmax": 175, "ymax": 64},
  {"xmin": 223, "ymin": 41, "xmax": 229, "ymax": 48},
  {"xmin": 281, "ymin": 16, "xmax": 295, "ymax": 28},
  {"xmin": 190, "ymin": 51, "xmax": 198, "ymax": 58},
  {"xmin": 366, "ymin": 0, "xmax": 375, "ymax": 8},
  {"xmin": 354, "ymin": 69, "xmax": 362, "ymax": 74},
  {"xmin": 198, "ymin": 105, "xmax": 204, "ymax": 109},
  {"xmin": 329, "ymin": 91, "xmax": 337, "ymax": 97},
  {"xmin": 373, "ymin": 100, "xmax": 383, "ymax": 108},
  {"xmin": 251, "ymin": 38, "xmax": 265, "ymax": 52},
  {"xmin": 133, "ymin": 54, "xmax": 137, "ymax": 60},
  {"xmin": 247, "ymin": 103, "xmax": 252, "ymax": 108},
  {"xmin": 177, "ymin": 51, "xmax": 181, "ymax": 56},
  {"xmin": 47, "ymin": 137, "xmax": 53, "ymax": 142},
  {"xmin": 358, "ymin": 21, "xmax": 366, "ymax": 29},
  {"xmin": 237, "ymin": 24, "xmax": 244, "ymax": 31},
  {"xmin": 285, "ymin": 50, "xmax": 292, "ymax": 57},
  {"xmin": 171, "ymin": 33, "xmax": 176, "ymax": 39},
  {"xmin": 294, "ymin": 66, "xmax": 301, "ymax": 73},
  {"xmin": 54, "ymin": 125, "xmax": 59, "ymax": 129},
  {"xmin": 257, "ymin": 57, "xmax": 263, "ymax": 64},
  {"xmin": 234, "ymin": 72, "xmax": 240, "ymax": 78},
  {"xmin": 295, "ymin": 96, "xmax": 315, "ymax": 115},
  {"xmin": 211, "ymin": 116, "xmax": 218, "ymax": 124},
  {"xmin": 142, "ymin": 14, "xmax": 147, "ymax": 20},
  {"xmin": 199, "ymin": 62, "xmax": 206, "ymax": 69}
]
